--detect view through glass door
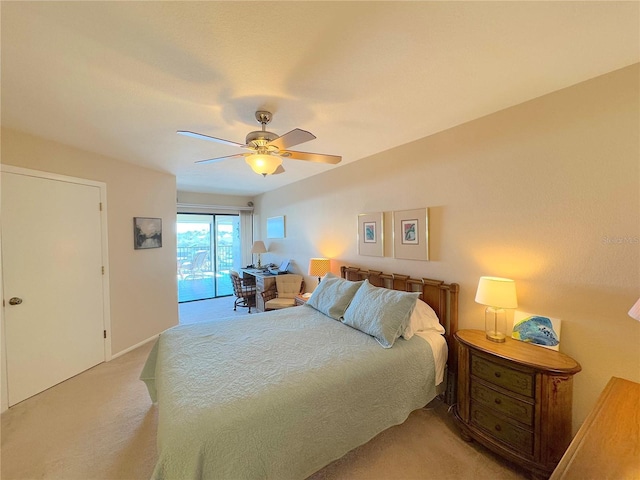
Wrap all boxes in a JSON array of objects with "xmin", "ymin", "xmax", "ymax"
[{"xmin": 177, "ymin": 213, "xmax": 240, "ymax": 302}]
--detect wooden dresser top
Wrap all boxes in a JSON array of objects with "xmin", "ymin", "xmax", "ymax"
[{"xmin": 550, "ymin": 376, "xmax": 640, "ymax": 479}]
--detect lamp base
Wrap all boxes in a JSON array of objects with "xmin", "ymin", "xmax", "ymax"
[
  {"xmin": 486, "ymin": 331, "xmax": 506, "ymax": 343},
  {"xmin": 485, "ymin": 307, "xmax": 507, "ymax": 343}
]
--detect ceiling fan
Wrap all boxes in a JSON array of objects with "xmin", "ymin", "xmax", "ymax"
[{"xmin": 178, "ymin": 111, "xmax": 342, "ymax": 176}]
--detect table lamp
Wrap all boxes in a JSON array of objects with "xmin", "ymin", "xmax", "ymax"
[
  {"xmin": 475, "ymin": 276, "xmax": 518, "ymax": 343},
  {"xmin": 629, "ymin": 298, "xmax": 640, "ymax": 321},
  {"xmin": 251, "ymin": 241, "xmax": 267, "ymax": 268},
  {"xmin": 308, "ymin": 258, "xmax": 330, "ymax": 283}
]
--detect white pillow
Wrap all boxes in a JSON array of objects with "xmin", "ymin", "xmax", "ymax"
[{"xmin": 402, "ymin": 299, "xmax": 444, "ymax": 339}]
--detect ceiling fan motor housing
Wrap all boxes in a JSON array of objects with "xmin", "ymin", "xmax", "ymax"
[{"xmin": 246, "ymin": 130, "xmax": 279, "ymax": 149}]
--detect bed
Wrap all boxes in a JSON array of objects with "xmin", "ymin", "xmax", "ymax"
[{"xmin": 141, "ymin": 266, "xmax": 459, "ymax": 480}]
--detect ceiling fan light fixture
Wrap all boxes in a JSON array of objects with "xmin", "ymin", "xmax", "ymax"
[{"xmin": 245, "ymin": 154, "xmax": 282, "ymax": 176}]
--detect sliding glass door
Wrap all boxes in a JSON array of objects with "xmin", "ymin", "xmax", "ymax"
[
  {"xmin": 214, "ymin": 214, "xmax": 240, "ymax": 297},
  {"xmin": 177, "ymin": 213, "xmax": 240, "ymax": 302}
]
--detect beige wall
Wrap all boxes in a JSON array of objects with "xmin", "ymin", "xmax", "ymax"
[
  {"xmin": 1, "ymin": 128, "xmax": 178, "ymax": 356},
  {"xmin": 254, "ymin": 64, "xmax": 640, "ymax": 431}
]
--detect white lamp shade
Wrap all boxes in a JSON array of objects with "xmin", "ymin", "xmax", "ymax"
[
  {"xmin": 629, "ymin": 298, "xmax": 640, "ymax": 321},
  {"xmin": 308, "ymin": 258, "xmax": 330, "ymax": 277},
  {"xmin": 251, "ymin": 241, "xmax": 267, "ymax": 254},
  {"xmin": 475, "ymin": 276, "xmax": 518, "ymax": 309},
  {"xmin": 245, "ymin": 154, "xmax": 282, "ymax": 176}
]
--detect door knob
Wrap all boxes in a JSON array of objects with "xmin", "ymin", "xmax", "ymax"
[{"xmin": 8, "ymin": 297, "xmax": 23, "ymax": 306}]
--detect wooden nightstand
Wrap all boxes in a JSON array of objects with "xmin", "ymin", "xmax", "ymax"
[
  {"xmin": 453, "ymin": 329, "xmax": 581, "ymax": 479},
  {"xmin": 294, "ymin": 294, "xmax": 309, "ymax": 306}
]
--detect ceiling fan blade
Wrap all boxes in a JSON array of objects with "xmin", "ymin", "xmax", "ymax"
[
  {"xmin": 268, "ymin": 129, "xmax": 316, "ymax": 150},
  {"xmin": 272, "ymin": 165, "xmax": 286, "ymax": 175},
  {"xmin": 282, "ymin": 150, "xmax": 342, "ymax": 164},
  {"xmin": 194, "ymin": 153, "xmax": 246, "ymax": 165},
  {"xmin": 177, "ymin": 130, "xmax": 246, "ymax": 148}
]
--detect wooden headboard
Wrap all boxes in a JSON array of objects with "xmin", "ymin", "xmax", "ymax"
[{"xmin": 340, "ymin": 266, "xmax": 460, "ymax": 357}]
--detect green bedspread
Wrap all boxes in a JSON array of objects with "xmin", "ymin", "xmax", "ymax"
[{"xmin": 141, "ymin": 305, "xmax": 436, "ymax": 480}]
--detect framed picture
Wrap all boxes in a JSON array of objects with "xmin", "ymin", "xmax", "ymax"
[
  {"xmin": 363, "ymin": 222, "xmax": 376, "ymax": 243},
  {"xmin": 358, "ymin": 212, "xmax": 383, "ymax": 257},
  {"xmin": 134, "ymin": 217, "xmax": 162, "ymax": 249},
  {"xmin": 393, "ymin": 208, "xmax": 429, "ymax": 261},
  {"xmin": 401, "ymin": 219, "xmax": 419, "ymax": 244},
  {"xmin": 512, "ymin": 311, "xmax": 561, "ymax": 351},
  {"xmin": 267, "ymin": 215, "xmax": 285, "ymax": 238}
]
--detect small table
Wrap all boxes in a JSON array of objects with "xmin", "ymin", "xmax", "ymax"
[{"xmin": 294, "ymin": 294, "xmax": 310, "ymax": 306}]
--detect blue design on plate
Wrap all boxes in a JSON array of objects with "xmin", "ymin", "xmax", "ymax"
[{"xmin": 512, "ymin": 316, "xmax": 559, "ymax": 346}]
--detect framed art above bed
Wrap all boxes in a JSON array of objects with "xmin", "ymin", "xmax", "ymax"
[
  {"xmin": 357, "ymin": 212, "xmax": 384, "ymax": 257},
  {"xmin": 393, "ymin": 207, "xmax": 429, "ymax": 261}
]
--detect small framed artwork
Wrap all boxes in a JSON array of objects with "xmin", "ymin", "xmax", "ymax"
[
  {"xmin": 134, "ymin": 217, "xmax": 162, "ymax": 249},
  {"xmin": 401, "ymin": 219, "xmax": 419, "ymax": 244},
  {"xmin": 512, "ymin": 311, "xmax": 561, "ymax": 351},
  {"xmin": 267, "ymin": 215, "xmax": 285, "ymax": 238},
  {"xmin": 393, "ymin": 208, "xmax": 429, "ymax": 261},
  {"xmin": 364, "ymin": 222, "xmax": 376, "ymax": 243},
  {"xmin": 358, "ymin": 212, "xmax": 383, "ymax": 257}
]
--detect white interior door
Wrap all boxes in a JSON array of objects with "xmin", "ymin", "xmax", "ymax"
[{"xmin": 2, "ymin": 171, "xmax": 106, "ymax": 406}]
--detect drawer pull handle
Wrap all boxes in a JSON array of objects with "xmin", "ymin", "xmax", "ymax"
[
  {"xmin": 494, "ymin": 371, "xmax": 501, "ymax": 378},
  {"xmin": 494, "ymin": 398, "xmax": 502, "ymax": 405},
  {"xmin": 495, "ymin": 424, "xmax": 502, "ymax": 432}
]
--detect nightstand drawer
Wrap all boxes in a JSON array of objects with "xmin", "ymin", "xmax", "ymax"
[
  {"xmin": 471, "ymin": 403, "xmax": 534, "ymax": 455},
  {"xmin": 471, "ymin": 381, "xmax": 534, "ymax": 426},
  {"xmin": 471, "ymin": 353, "xmax": 534, "ymax": 397}
]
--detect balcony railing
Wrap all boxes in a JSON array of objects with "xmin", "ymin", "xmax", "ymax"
[
  {"xmin": 177, "ymin": 245, "xmax": 235, "ymax": 302},
  {"xmin": 177, "ymin": 245, "xmax": 234, "ymax": 272}
]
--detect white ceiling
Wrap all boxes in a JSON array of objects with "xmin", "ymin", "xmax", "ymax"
[{"xmin": 2, "ymin": 1, "xmax": 638, "ymax": 197}]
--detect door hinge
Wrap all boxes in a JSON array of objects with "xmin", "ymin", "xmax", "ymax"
[
  {"xmin": 102, "ymin": 266, "xmax": 105, "ymax": 275},
  {"xmin": 99, "ymin": 202, "xmax": 103, "ymax": 211},
  {"xmin": 104, "ymin": 330, "xmax": 107, "ymax": 339}
]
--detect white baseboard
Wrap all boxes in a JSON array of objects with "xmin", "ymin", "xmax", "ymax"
[{"xmin": 111, "ymin": 334, "xmax": 159, "ymax": 360}]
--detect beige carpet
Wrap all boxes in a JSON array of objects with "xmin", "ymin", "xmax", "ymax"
[
  {"xmin": 1, "ymin": 341, "xmax": 158, "ymax": 480},
  {"xmin": 1, "ymin": 298, "xmax": 529, "ymax": 480},
  {"xmin": 179, "ymin": 295, "xmax": 250, "ymax": 324}
]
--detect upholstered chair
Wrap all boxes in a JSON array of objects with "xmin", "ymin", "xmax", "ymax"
[{"xmin": 263, "ymin": 274, "xmax": 304, "ymax": 311}]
